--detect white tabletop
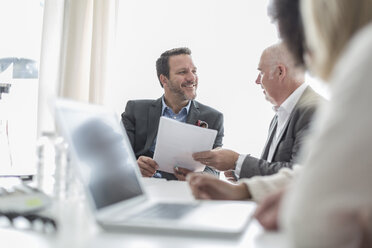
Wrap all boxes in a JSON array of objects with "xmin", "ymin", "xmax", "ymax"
[{"xmin": 0, "ymin": 178, "xmax": 289, "ymax": 248}]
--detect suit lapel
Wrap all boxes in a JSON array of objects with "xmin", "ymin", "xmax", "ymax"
[
  {"xmin": 186, "ymin": 100, "xmax": 200, "ymax": 125},
  {"xmin": 273, "ymin": 105, "xmax": 297, "ymax": 152},
  {"xmin": 267, "ymin": 87, "xmax": 311, "ymax": 160},
  {"xmin": 269, "ymin": 112, "xmax": 291, "ymax": 160},
  {"xmin": 260, "ymin": 115, "xmax": 278, "ymax": 159},
  {"xmin": 144, "ymin": 97, "xmax": 162, "ymax": 151}
]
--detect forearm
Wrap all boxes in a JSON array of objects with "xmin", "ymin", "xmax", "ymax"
[
  {"xmin": 235, "ymin": 183, "xmax": 251, "ymax": 200},
  {"xmin": 239, "ymin": 155, "xmax": 295, "ymax": 178},
  {"xmin": 241, "ymin": 165, "xmax": 301, "ymax": 203}
]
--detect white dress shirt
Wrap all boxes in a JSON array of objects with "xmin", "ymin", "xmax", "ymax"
[
  {"xmin": 235, "ymin": 83, "xmax": 308, "ymax": 178},
  {"xmin": 267, "ymin": 83, "xmax": 308, "ymax": 162}
]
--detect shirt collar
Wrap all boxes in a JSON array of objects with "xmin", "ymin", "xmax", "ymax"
[
  {"xmin": 161, "ymin": 96, "xmax": 192, "ymax": 115},
  {"xmin": 273, "ymin": 83, "xmax": 308, "ymax": 114}
]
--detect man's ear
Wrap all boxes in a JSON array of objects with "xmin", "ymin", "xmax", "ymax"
[
  {"xmin": 277, "ymin": 64, "xmax": 287, "ymax": 82},
  {"xmin": 159, "ymin": 74, "xmax": 167, "ymax": 88}
]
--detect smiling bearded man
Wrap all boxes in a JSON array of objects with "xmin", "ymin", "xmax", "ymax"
[{"xmin": 121, "ymin": 47, "xmax": 224, "ymax": 181}]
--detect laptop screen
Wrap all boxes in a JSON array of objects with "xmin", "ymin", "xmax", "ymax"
[{"xmin": 55, "ymin": 100, "xmax": 144, "ymax": 210}]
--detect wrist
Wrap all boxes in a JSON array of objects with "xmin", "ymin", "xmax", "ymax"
[
  {"xmin": 229, "ymin": 151, "xmax": 239, "ymax": 169},
  {"xmin": 236, "ymin": 183, "xmax": 251, "ymax": 200},
  {"xmin": 233, "ymin": 151, "xmax": 239, "ymax": 166}
]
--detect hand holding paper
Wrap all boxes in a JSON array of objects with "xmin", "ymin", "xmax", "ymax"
[{"xmin": 153, "ymin": 117, "xmax": 217, "ymax": 174}]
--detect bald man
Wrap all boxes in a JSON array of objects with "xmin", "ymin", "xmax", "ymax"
[{"xmin": 192, "ymin": 43, "xmax": 323, "ymax": 179}]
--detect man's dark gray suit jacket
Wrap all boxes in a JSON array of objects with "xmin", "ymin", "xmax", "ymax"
[
  {"xmin": 239, "ymin": 86, "xmax": 323, "ymax": 178},
  {"xmin": 121, "ymin": 97, "xmax": 224, "ymax": 177}
]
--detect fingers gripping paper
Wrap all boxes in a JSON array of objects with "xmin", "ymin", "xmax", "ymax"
[{"xmin": 153, "ymin": 117, "xmax": 217, "ymax": 173}]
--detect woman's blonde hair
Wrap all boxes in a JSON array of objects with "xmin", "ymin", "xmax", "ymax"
[{"xmin": 301, "ymin": 0, "xmax": 372, "ymax": 80}]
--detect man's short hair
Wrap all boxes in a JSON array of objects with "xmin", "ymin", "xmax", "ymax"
[{"xmin": 156, "ymin": 47, "xmax": 192, "ymax": 87}]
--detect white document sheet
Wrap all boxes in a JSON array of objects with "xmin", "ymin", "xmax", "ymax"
[{"xmin": 153, "ymin": 117, "xmax": 217, "ymax": 173}]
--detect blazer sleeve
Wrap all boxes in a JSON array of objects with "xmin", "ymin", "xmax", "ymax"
[
  {"xmin": 121, "ymin": 100, "xmax": 136, "ymax": 148},
  {"xmin": 212, "ymin": 112, "xmax": 224, "ymax": 148},
  {"xmin": 239, "ymin": 105, "xmax": 316, "ymax": 178},
  {"xmin": 201, "ymin": 110, "xmax": 224, "ymax": 176}
]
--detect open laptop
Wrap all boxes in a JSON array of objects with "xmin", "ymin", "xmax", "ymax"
[{"xmin": 54, "ymin": 99, "xmax": 255, "ymax": 235}]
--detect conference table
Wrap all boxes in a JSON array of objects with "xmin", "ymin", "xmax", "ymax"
[{"xmin": 0, "ymin": 178, "xmax": 289, "ymax": 248}]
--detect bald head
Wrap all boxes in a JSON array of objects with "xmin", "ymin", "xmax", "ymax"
[
  {"xmin": 256, "ymin": 42, "xmax": 305, "ymax": 106},
  {"xmin": 262, "ymin": 43, "xmax": 304, "ymax": 82}
]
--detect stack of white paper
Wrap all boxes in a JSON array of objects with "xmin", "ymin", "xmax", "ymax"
[{"xmin": 153, "ymin": 117, "xmax": 217, "ymax": 173}]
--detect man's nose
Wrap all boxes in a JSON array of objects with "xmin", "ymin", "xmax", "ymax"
[
  {"xmin": 186, "ymin": 71, "xmax": 197, "ymax": 82},
  {"xmin": 255, "ymin": 74, "xmax": 261, "ymax": 84}
]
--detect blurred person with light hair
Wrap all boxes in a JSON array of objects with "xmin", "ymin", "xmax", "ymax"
[{"xmin": 255, "ymin": 0, "xmax": 372, "ymax": 247}]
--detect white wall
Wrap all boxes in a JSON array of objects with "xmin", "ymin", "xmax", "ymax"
[{"xmin": 105, "ymin": 0, "xmax": 325, "ymax": 157}]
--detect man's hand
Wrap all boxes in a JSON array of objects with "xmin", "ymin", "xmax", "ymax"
[
  {"xmin": 224, "ymin": 170, "xmax": 238, "ymax": 182},
  {"xmin": 254, "ymin": 188, "xmax": 286, "ymax": 231},
  {"xmin": 173, "ymin": 167, "xmax": 193, "ymax": 181},
  {"xmin": 137, "ymin": 156, "xmax": 159, "ymax": 177},
  {"xmin": 187, "ymin": 173, "xmax": 251, "ymax": 200},
  {"xmin": 192, "ymin": 148, "xmax": 239, "ymax": 171}
]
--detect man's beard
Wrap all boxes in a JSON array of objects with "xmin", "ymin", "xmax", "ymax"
[{"xmin": 168, "ymin": 80, "xmax": 197, "ymax": 101}]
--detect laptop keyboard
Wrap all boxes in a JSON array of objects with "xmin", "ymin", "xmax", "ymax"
[{"xmin": 130, "ymin": 203, "xmax": 198, "ymax": 220}]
